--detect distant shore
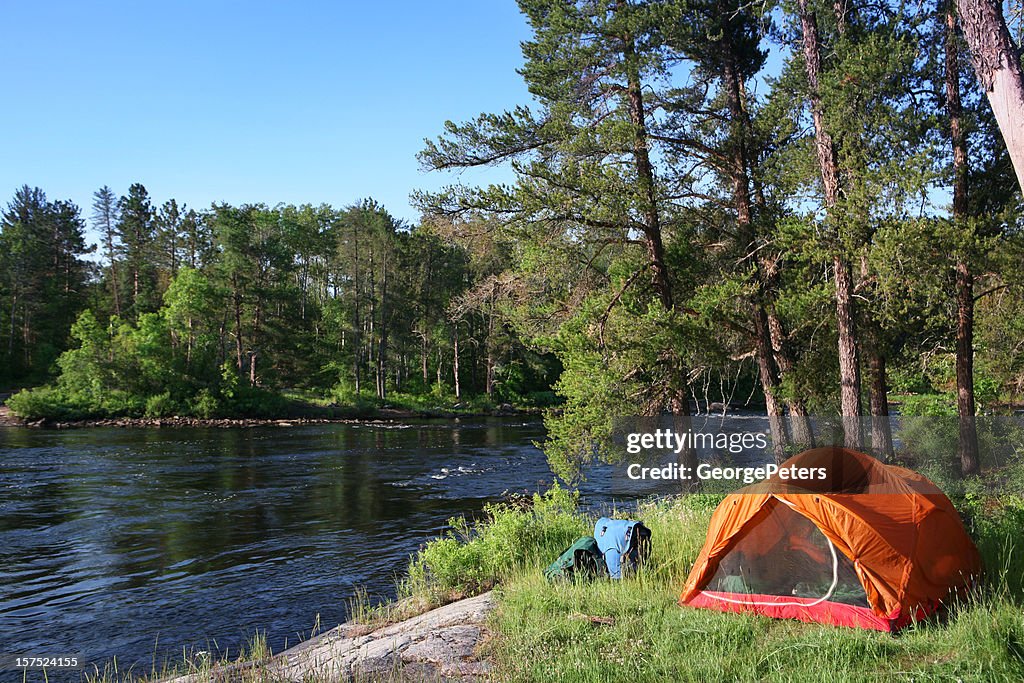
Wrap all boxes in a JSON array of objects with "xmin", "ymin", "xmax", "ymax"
[{"xmin": 0, "ymin": 404, "xmax": 541, "ymax": 429}]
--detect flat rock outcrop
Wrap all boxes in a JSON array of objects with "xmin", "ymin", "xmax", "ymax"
[{"xmin": 165, "ymin": 592, "xmax": 494, "ymax": 682}]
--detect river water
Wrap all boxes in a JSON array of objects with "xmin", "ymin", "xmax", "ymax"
[{"xmin": 0, "ymin": 419, "xmax": 574, "ymax": 677}]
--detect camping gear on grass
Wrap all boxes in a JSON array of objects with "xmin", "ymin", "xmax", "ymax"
[
  {"xmin": 595, "ymin": 518, "xmax": 652, "ymax": 578},
  {"xmin": 679, "ymin": 447, "xmax": 981, "ymax": 632},
  {"xmin": 544, "ymin": 536, "xmax": 605, "ymax": 580}
]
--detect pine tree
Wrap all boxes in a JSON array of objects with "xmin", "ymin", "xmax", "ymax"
[
  {"xmin": 116, "ymin": 183, "xmax": 158, "ymax": 319},
  {"xmin": 1, "ymin": 187, "xmax": 91, "ymax": 380},
  {"xmin": 956, "ymin": 0, "xmax": 1024, "ymax": 191},
  {"xmin": 418, "ymin": 0, "xmax": 702, "ymax": 477},
  {"xmin": 92, "ymin": 185, "xmax": 122, "ymax": 316}
]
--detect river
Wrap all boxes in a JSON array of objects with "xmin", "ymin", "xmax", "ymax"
[{"xmin": 0, "ymin": 419, "xmax": 574, "ymax": 677}]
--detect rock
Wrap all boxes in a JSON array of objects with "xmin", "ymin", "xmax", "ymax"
[{"xmin": 162, "ymin": 592, "xmax": 495, "ymax": 683}]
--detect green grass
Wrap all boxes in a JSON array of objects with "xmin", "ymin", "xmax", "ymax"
[
  {"xmin": 404, "ymin": 480, "xmax": 1024, "ymax": 682},
  {"xmin": 81, "ymin": 630, "xmax": 276, "ymax": 683}
]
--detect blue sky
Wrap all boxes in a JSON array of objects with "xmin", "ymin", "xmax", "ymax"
[{"xmin": 0, "ymin": 1, "xmax": 532, "ymax": 240}]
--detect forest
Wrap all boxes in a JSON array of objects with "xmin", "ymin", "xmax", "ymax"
[
  {"xmin": 3, "ymin": 0, "xmax": 1024, "ymax": 482},
  {"xmin": 0, "ymin": 187, "xmax": 560, "ymax": 420}
]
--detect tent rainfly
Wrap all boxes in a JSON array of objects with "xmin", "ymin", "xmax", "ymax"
[{"xmin": 679, "ymin": 447, "xmax": 981, "ymax": 631}]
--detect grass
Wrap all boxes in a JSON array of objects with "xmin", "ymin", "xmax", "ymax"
[
  {"xmin": 482, "ymin": 498, "xmax": 1024, "ymax": 682},
  {"xmin": 403, "ymin": 475, "xmax": 1024, "ymax": 682},
  {"xmin": 81, "ymin": 631, "xmax": 275, "ymax": 683}
]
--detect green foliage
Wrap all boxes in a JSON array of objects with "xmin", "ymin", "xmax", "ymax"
[
  {"xmin": 899, "ymin": 393, "xmax": 957, "ymax": 417},
  {"xmin": 190, "ymin": 388, "xmax": 220, "ymax": 419},
  {"xmin": 6, "ymin": 385, "xmax": 86, "ymax": 420},
  {"xmin": 144, "ymin": 391, "xmax": 179, "ymax": 418},
  {"xmin": 3, "ymin": 182, "xmax": 556, "ymax": 419},
  {"xmin": 0, "ymin": 185, "xmax": 92, "ymax": 383},
  {"xmin": 962, "ymin": 488, "xmax": 1024, "ymax": 597},
  {"xmin": 409, "ymin": 480, "xmax": 1024, "ymax": 683},
  {"xmin": 404, "ymin": 484, "xmax": 588, "ymax": 601}
]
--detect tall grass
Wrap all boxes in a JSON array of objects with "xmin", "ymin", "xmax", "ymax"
[
  {"xmin": 403, "ymin": 484, "xmax": 591, "ymax": 604},
  {"xmin": 403, "ymin": 477, "xmax": 1024, "ymax": 682},
  {"xmin": 482, "ymin": 496, "xmax": 1024, "ymax": 682},
  {"xmin": 81, "ymin": 631, "xmax": 275, "ymax": 683}
]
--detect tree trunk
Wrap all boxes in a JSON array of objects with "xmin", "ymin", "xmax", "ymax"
[
  {"xmin": 421, "ymin": 330, "xmax": 429, "ymax": 384},
  {"xmin": 619, "ymin": 7, "xmax": 693, "ymax": 421},
  {"xmin": 378, "ymin": 247, "xmax": 388, "ymax": 400},
  {"xmin": 956, "ymin": 261, "xmax": 980, "ymax": 475},
  {"xmin": 834, "ymin": 256, "xmax": 863, "ymax": 448},
  {"xmin": 453, "ymin": 326, "xmax": 461, "ymax": 400},
  {"xmin": 437, "ymin": 348, "xmax": 444, "ymax": 391},
  {"xmin": 232, "ymin": 276, "xmax": 243, "ymax": 372},
  {"xmin": 868, "ymin": 352, "xmax": 894, "ymax": 459},
  {"xmin": 7, "ymin": 290, "xmax": 17, "ymax": 363},
  {"xmin": 956, "ymin": 0, "xmax": 1024, "ymax": 192},
  {"xmin": 947, "ymin": 4, "xmax": 983, "ymax": 476},
  {"xmin": 767, "ymin": 308, "xmax": 816, "ymax": 447},
  {"xmin": 485, "ymin": 295, "xmax": 495, "ymax": 398},
  {"xmin": 105, "ymin": 227, "xmax": 121, "ymax": 317},
  {"xmin": 251, "ymin": 298, "xmax": 262, "ymax": 386},
  {"xmin": 798, "ymin": 0, "xmax": 863, "ymax": 449},
  {"xmin": 353, "ymin": 228, "xmax": 362, "ymax": 396},
  {"xmin": 369, "ymin": 253, "xmax": 377, "ymax": 398},
  {"xmin": 722, "ymin": 52, "xmax": 789, "ymax": 463},
  {"xmin": 186, "ymin": 315, "xmax": 194, "ymax": 368},
  {"xmin": 622, "ymin": 28, "xmax": 673, "ymax": 312}
]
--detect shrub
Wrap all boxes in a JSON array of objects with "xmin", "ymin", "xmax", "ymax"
[
  {"xmin": 899, "ymin": 393, "xmax": 956, "ymax": 417},
  {"xmin": 221, "ymin": 386, "xmax": 289, "ymax": 417},
  {"xmin": 404, "ymin": 484, "xmax": 588, "ymax": 602},
  {"xmin": 6, "ymin": 386, "xmax": 85, "ymax": 420},
  {"xmin": 145, "ymin": 391, "xmax": 179, "ymax": 418},
  {"xmin": 190, "ymin": 389, "xmax": 220, "ymax": 419}
]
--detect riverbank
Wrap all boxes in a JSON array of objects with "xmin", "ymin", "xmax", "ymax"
[
  {"xmin": 407, "ymin": 472, "xmax": 1024, "ymax": 682},
  {"xmin": 91, "ymin": 477, "xmax": 1024, "ymax": 683},
  {"xmin": 0, "ymin": 403, "xmax": 541, "ymax": 429},
  {"xmin": 155, "ymin": 592, "xmax": 495, "ymax": 683}
]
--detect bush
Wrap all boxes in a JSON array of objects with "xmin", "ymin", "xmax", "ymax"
[
  {"xmin": 145, "ymin": 391, "xmax": 180, "ymax": 417},
  {"xmin": 899, "ymin": 393, "xmax": 956, "ymax": 417},
  {"xmin": 190, "ymin": 389, "xmax": 220, "ymax": 419},
  {"xmin": 329, "ymin": 384, "xmax": 377, "ymax": 413},
  {"xmin": 6, "ymin": 385, "xmax": 86, "ymax": 420},
  {"xmin": 405, "ymin": 484, "xmax": 589, "ymax": 601},
  {"xmin": 220, "ymin": 386, "xmax": 289, "ymax": 417}
]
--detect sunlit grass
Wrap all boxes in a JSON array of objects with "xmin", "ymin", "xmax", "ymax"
[{"xmin": 479, "ymin": 496, "xmax": 1024, "ymax": 682}]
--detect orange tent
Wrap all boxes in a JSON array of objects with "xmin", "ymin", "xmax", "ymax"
[{"xmin": 679, "ymin": 447, "xmax": 981, "ymax": 631}]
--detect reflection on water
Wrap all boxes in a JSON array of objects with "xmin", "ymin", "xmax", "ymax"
[{"xmin": 0, "ymin": 419, "xmax": 555, "ymax": 675}]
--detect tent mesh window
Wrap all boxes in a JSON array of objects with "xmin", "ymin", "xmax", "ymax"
[{"xmin": 705, "ymin": 501, "xmax": 869, "ymax": 607}]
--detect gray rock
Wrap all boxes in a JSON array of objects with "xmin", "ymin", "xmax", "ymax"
[{"xmin": 163, "ymin": 592, "xmax": 494, "ymax": 682}]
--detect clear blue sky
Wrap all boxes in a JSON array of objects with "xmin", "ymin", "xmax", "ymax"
[{"xmin": 0, "ymin": 1, "xmax": 532, "ymax": 241}]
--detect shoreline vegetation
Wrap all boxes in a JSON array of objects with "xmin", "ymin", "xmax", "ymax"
[{"xmin": 0, "ymin": 400, "xmax": 541, "ymax": 429}]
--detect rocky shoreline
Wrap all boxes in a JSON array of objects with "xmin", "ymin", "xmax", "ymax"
[{"xmin": 0, "ymin": 405, "xmax": 537, "ymax": 430}]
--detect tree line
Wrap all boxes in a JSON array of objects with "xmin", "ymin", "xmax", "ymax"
[
  {"xmin": 1, "ymin": 185, "xmax": 558, "ymax": 419},
  {"xmin": 4, "ymin": 0, "xmax": 1024, "ymax": 483},
  {"xmin": 415, "ymin": 0, "xmax": 1024, "ymax": 478}
]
